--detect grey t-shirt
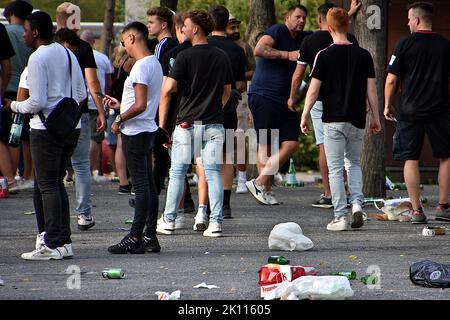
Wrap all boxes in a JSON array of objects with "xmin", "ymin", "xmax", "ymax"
[{"xmin": 5, "ymin": 24, "xmax": 32, "ymax": 93}]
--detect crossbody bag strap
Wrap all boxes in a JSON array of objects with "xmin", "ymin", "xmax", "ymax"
[{"xmin": 39, "ymin": 45, "xmax": 73, "ymax": 123}]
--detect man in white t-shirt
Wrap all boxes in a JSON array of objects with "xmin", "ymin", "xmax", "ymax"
[
  {"xmin": 80, "ymin": 30, "xmax": 113, "ymax": 175},
  {"xmin": 104, "ymin": 22, "xmax": 163, "ymax": 254}
]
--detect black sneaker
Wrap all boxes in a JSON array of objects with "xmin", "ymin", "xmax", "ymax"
[
  {"xmin": 118, "ymin": 183, "xmax": 132, "ymax": 195},
  {"xmin": 108, "ymin": 235, "xmax": 145, "ymax": 254},
  {"xmin": 142, "ymin": 236, "xmax": 161, "ymax": 253},
  {"xmin": 184, "ymin": 197, "xmax": 196, "ymax": 214},
  {"xmin": 222, "ymin": 204, "xmax": 232, "ymax": 219},
  {"xmin": 312, "ymin": 194, "xmax": 333, "ymax": 209}
]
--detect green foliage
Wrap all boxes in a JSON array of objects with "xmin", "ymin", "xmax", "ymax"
[{"xmin": 0, "ymin": 0, "xmax": 124, "ymax": 22}]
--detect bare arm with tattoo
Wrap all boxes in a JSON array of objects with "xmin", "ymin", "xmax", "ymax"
[{"xmin": 254, "ymin": 35, "xmax": 298, "ymax": 61}]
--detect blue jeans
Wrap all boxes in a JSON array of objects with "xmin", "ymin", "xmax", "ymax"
[
  {"xmin": 311, "ymin": 101, "xmax": 324, "ymax": 145},
  {"xmin": 324, "ymin": 122, "xmax": 364, "ymax": 219},
  {"xmin": 71, "ymin": 113, "xmax": 92, "ymax": 216},
  {"xmin": 164, "ymin": 124, "xmax": 225, "ymax": 223}
]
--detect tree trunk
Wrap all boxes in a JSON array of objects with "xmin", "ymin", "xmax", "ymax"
[
  {"xmin": 245, "ymin": 0, "xmax": 276, "ymax": 48},
  {"xmin": 160, "ymin": 0, "xmax": 178, "ymax": 11},
  {"xmin": 244, "ymin": 0, "xmax": 275, "ymax": 179},
  {"xmin": 101, "ymin": 0, "xmax": 116, "ymax": 56},
  {"xmin": 354, "ymin": 0, "xmax": 386, "ymax": 198}
]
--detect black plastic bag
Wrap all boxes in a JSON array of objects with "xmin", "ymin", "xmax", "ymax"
[{"xmin": 410, "ymin": 260, "xmax": 450, "ymax": 288}]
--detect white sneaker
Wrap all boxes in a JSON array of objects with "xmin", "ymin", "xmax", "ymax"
[
  {"xmin": 264, "ymin": 191, "xmax": 279, "ymax": 205},
  {"xmin": 236, "ymin": 180, "xmax": 248, "ymax": 194},
  {"xmin": 203, "ymin": 222, "xmax": 223, "ymax": 237},
  {"xmin": 78, "ymin": 214, "xmax": 95, "ymax": 231},
  {"xmin": 35, "ymin": 232, "xmax": 46, "ymax": 250},
  {"xmin": 351, "ymin": 204, "xmax": 364, "ymax": 229},
  {"xmin": 246, "ymin": 179, "xmax": 270, "ymax": 205},
  {"xmin": 156, "ymin": 216, "xmax": 175, "ymax": 235},
  {"xmin": 21, "ymin": 245, "xmax": 64, "ymax": 261},
  {"xmin": 326, "ymin": 216, "xmax": 349, "ymax": 231},
  {"xmin": 175, "ymin": 215, "xmax": 186, "ymax": 230},
  {"xmin": 193, "ymin": 211, "xmax": 208, "ymax": 231},
  {"xmin": 58, "ymin": 243, "xmax": 74, "ymax": 258}
]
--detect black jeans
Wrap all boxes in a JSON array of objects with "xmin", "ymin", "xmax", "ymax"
[
  {"xmin": 153, "ymin": 140, "xmax": 170, "ymax": 194},
  {"xmin": 122, "ymin": 132, "xmax": 158, "ymax": 238},
  {"xmin": 30, "ymin": 129, "xmax": 80, "ymax": 249}
]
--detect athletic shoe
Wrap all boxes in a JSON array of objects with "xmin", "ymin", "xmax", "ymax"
[
  {"xmin": 246, "ymin": 179, "xmax": 270, "ymax": 205},
  {"xmin": 351, "ymin": 204, "xmax": 364, "ymax": 229},
  {"xmin": 264, "ymin": 191, "xmax": 279, "ymax": 205},
  {"xmin": 175, "ymin": 215, "xmax": 186, "ymax": 229},
  {"xmin": 236, "ymin": 180, "xmax": 248, "ymax": 194},
  {"xmin": 35, "ymin": 232, "xmax": 46, "ymax": 250},
  {"xmin": 222, "ymin": 204, "xmax": 232, "ymax": 219},
  {"xmin": 107, "ymin": 235, "xmax": 145, "ymax": 254},
  {"xmin": 156, "ymin": 217, "xmax": 175, "ymax": 235},
  {"xmin": 435, "ymin": 203, "xmax": 450, "ymax": 221},
  {"xmin": 312, "ymin": 194, "xmax": 333, "ymax": 209},
  {"xmin": 193, "ymin": 211, "xmax": 208, "ymax": 231},
  {"xmin": 58, "ymin": 243, "xmax": 74, "ymax": 258},
  {"xmin": 118, "ymin": 183, "xmax": 132, "ymax": 195},
  {"xmin": 326, "ymin": 216, "xmax": 349, "ymax": 231},
  {"xmin": 142, "ymin": 236, "xmax": 161, "ymax": 253},
  {"xmin": 411, "ymin": 209, "xmax": 428, "ymax": 224},
  {"xmin": 21, "ymin": 245, "xmax": 64, "ymax": 261},
  {"xmin": 203, "ymin": 222, "xmax": 223, "ymax": 238},
  {"xmin": 77, "ymin": 214, "xmax": 95, "ymax": 231}
]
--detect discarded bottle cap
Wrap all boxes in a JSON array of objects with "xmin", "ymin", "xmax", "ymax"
[{"xmin": 102, "ymin": 268, "xmax": 124, "ymax": 279}]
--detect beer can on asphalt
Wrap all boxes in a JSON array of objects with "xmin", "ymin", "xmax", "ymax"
[{"xmin": 102, "ymin": 268, "xmax": 124, "ymax": 279}]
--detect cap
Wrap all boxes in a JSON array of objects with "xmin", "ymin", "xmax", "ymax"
[{"xmin": 228, "ymin": 14, "xmax": 241, "ymax": 24}]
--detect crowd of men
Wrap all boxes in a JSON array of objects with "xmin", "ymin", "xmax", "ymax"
[{"xmin": 0, "ymin": 0, "xmax": 448, "ymax": 260}]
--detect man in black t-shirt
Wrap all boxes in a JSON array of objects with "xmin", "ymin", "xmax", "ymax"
[
  {"xmin": 301, "ymin": 8, "xmax": 381, "ymax": 232},
  {"xmin": 147, "ymin": 6, "xmax": 179, "ymax": 196},
  {"xmin": 289, "ymin": 2, "xmax": 360, "ymax": 210},
  {"xmin": 157, "ymin": 10, "xmax": 233, "ymax": 238},
  {"xmin": 56, "ymin": 2, "xmax": 106, "ymax": 232},
  {"xmin": 206, "ymin": 5, "xmax": 246, "ymax": 219},
  {"xmin": 385, "ymin": 2, "xmax": 450, "ymax": 224}
]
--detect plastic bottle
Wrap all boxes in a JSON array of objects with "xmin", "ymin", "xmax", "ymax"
[
  {"xmin": 285, "ymin": 158, "xmax": 299, "ymax": 187},
  {"xmin": 268, "ymin": 255, "xmax": 290, "ymax": 265},
  {"xmin": 9, "ymin": 113, "xmax": 25, "ymax": 146}
]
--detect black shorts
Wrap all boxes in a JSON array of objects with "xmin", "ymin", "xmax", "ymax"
[
  {"xmin": 393, "ymin": 113, "xmax": 450, "ymax": 160},
  {"xmin": 223, "ymin": 111, "xmax": 237, "ymax": 154},
  {"xmin": 248, "ymin": 93, "xmax": 299, "ymax": 144}
]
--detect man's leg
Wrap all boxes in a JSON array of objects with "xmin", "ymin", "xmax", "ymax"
[
  {"xmin": 438, "ymin": 158, "xmax": 450, "ymax": 205},
  {"xmin": 318, "ymin": 144, "xmax": 331, "ymax": 197},
  {"xmin": 404, "ymin": 160, "xmax": 422, "ymax": 210},
  {"xmin": 71, "ymin": 114, "xmax": 93, "ymax": 226}
]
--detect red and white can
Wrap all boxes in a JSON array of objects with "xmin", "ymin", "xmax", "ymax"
[{"xmin": 0, "ymin": 176, "xmax": 9, "ymax": 198}]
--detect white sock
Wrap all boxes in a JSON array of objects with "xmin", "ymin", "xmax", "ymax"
[
  {"xmin": 238, "ymin": 171, "xmax": 247, "ymax": 181},
  {"xmin": 197, "ymin": 205, "xmax": 207, "ymax": 214}
]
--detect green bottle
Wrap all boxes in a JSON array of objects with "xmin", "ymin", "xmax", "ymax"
[
  {"xmin": 125, "ymin": 218, "xmax": 133, "ymax": 224},
  {"xmin": 102, "ymin": 268, "xmax": 125, "ymax": 279},
  {"xmin": 285, "ymin": 158, "xmax": 298, "ymax": 187},
  {"xmin": 268, "ymin": 256, "xmax": 290, "ymax": 265},
  {"xmin": 334, "ymin": 271, "xmax": 357, "ymax": 280},
  {"xmin": 361, "ymin": 274, "xmax": 378, "ymax": 285}
]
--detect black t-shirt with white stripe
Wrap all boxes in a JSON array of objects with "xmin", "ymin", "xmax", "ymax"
[{"xmin": 387, "ymin": 31, "xmax": 450, "ymax": 121}]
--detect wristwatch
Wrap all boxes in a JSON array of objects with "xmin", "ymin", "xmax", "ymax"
[{"xmin": 114, "ymin": 115, "xmax": 122, "ymax": 125}]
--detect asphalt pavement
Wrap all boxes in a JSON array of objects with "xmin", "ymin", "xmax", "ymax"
[{"xmin": 1, "ymin": 176, "xmax": 449, "ymax": 300}]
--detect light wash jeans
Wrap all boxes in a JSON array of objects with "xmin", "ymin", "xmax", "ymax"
[
  {"xmin": 311, "ymin": 100, "xmax": 324, "ymax": 145},
  {"xmin": 323, "ymin": 122, "xmax": 364, "ymax": 219},
  {"xmin": 164, "ymin": 123, "xmax": 225, "ymax": 223},
  {"xmin": 71, "ymin": 113, "xmax": 92, "ymax": 216}
]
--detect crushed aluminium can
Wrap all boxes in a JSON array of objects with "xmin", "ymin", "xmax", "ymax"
[{"xmin": 102, "ymin": 268, "xmax": 125, "ymax": 279}]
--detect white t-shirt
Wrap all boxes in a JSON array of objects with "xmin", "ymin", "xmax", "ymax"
[
  {"xmin": 87, "ymin": 50, "xmax": 113, "ymax": 110},
  {"xmin": 12, "ymin": 43, "xmax": 86, "ymax": 130},
  {"xmin": 120, "ymin": 55, "xmax": 162, "ymax": 135},
  {"xmin": 19, "ymin": 66, "xmax": 29, "ymax": 90}
]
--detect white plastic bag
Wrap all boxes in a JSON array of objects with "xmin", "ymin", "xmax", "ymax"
[
  {"xmin": 268, "ymin": 222, "xmax": 313, "ymax": 251},
  {"xmin": 265, "ymin": 276, "xmax": 354, "ymax": 300}
]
